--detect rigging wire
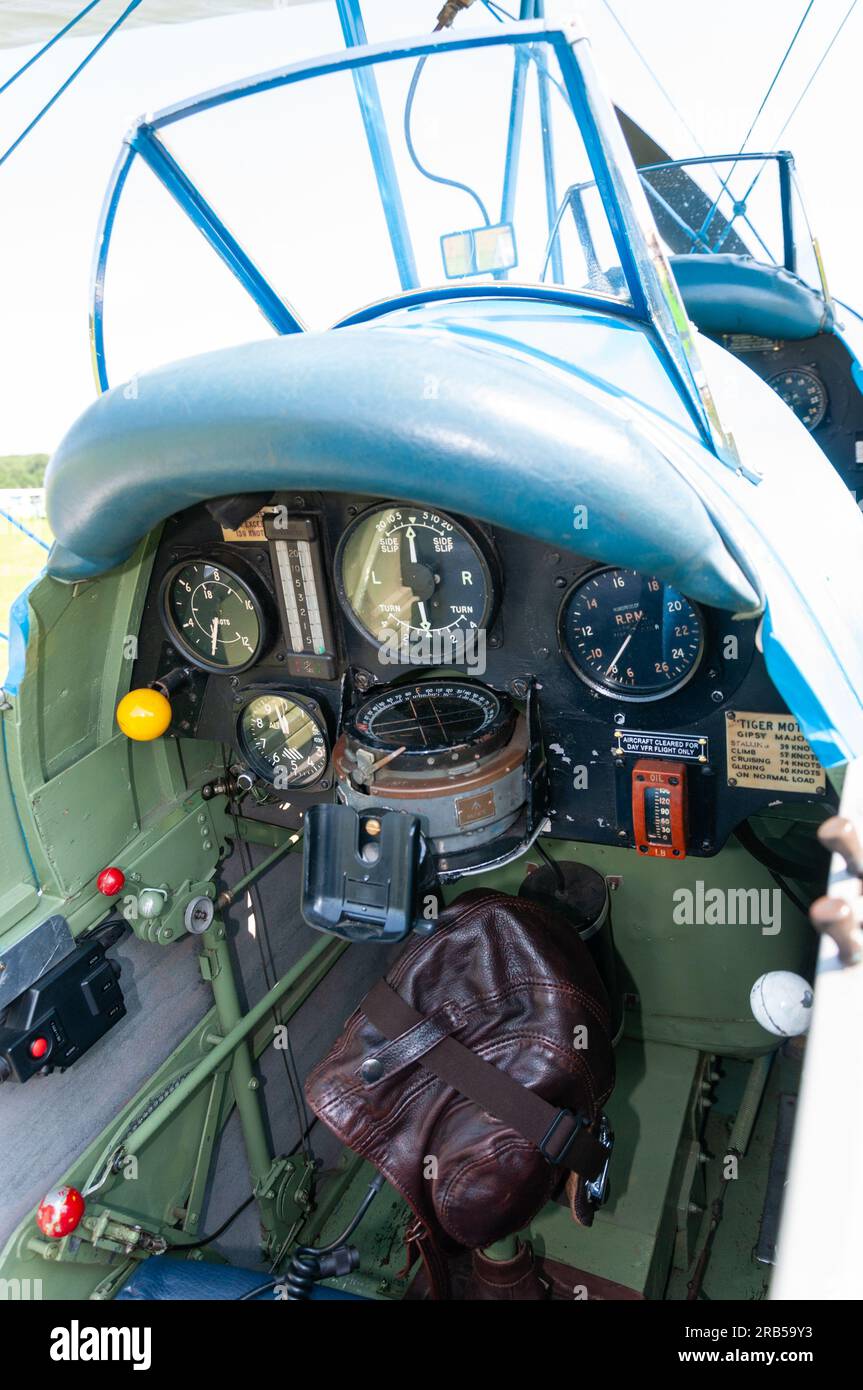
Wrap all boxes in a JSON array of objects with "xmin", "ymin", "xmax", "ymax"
[
  {"xmin": 768, "ymin": 0, "xmax": 859, "ymax": 148},
  {"xmin": 599, "ymin": 0, "xmax": 707, "ymax": 156},
  {"xmin": 707, "ymin": 0, "xmax": 859, "ymax": 249},
  {"xmin": 736, "ymin": 0, "xmax": 817, "ymax": 154},
  {"xmin": 0, "ymin": 0, "xmax": 144, "ymax": 171},
  {"xmin": 0, "ymin": 0, "xmax": 106, "ymax": 97}
]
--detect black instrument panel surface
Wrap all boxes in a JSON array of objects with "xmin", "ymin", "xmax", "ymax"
[{"xmin": 129, "ymin": 492, "xmax": 832, "ymax": 856}]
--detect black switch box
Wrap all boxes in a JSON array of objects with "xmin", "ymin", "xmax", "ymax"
[{"xmin": 0, "ymin": 940, "xmax": 125, "ymax": 1083}]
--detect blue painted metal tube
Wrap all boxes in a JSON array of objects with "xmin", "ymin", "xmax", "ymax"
[
  {"xmin": 0, "ymin": 509, "xmax": 50, "ymax": 552},
  {"xmin": 332, "ymin": 279, "xmax": 641, "ymax": 328},
  {"xmin": 90, "ymin": 143, "xmax": 136, "ymax": 393},
  {"xmin": 497, "ymin": 0, "xmax": 536, "ymax": 244},
  {"xmin": 549, "ymin": 33, "xmax": 648, "ymax": 323},
  {"xmin": 498, "ymin": 49, "xmax": 528, "ymax": 237},
  {"xmin": 536, "ymin": 49, "xmax": 563, "ymax": 284},
  {"xmin": 335, "ymin": 0, "xmax": 418, "ymax": 291},
  {"xmin": 778, "ymin": 154, "xmax": 797, "ymax": 273},
  {"xmin": 131, "ymin": 128, "xmax": 304, "ymax": 338}
]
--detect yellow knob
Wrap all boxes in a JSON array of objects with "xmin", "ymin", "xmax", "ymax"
[{"xmin": 116, "ymin": 687, "xmax": 172, "ymax": 741}]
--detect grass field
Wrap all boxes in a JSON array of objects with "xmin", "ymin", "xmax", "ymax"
[{"xmin": 0, "ymin": 516, "xmax": 52, "ymax": 642}]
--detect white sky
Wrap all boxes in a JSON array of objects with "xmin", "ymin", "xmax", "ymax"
[{"xmin": 0, "ymin": 0, "xmax": 861, "ymax": 454}]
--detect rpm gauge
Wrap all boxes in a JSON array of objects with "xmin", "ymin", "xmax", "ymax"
[
  {"xmin": 162, "ymin": 560, "xmax": 267, "ymax": 672},
  {"xmin": 238, "ymin": 692, "xmax": 329, "ymax": 787},
  {"xmin": 766, "ymin": 367, "xmax": 828, "ymax": 431},
  {"xmin": 560, "ymin": 567, "xmax": 704, "ymax": 701},
  {"xmin": 335, "ymin": 504, "xmax": 494, "ymax": 645}
]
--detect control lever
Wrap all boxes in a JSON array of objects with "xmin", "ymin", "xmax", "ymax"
[
  {"xmin": 810, "ymin": 812, "xmax": 863, "ymax": 966},
  {"xmin": 301, "ymin": 804, "xmax": 438, "ymax": 943},
  {"xmin": 817, "ymin": 815, "xmax": 863, "ymax": 876}
]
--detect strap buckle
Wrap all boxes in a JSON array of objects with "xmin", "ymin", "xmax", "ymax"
[
  {"xmin": 584, "ymin": 1114, "xmax": 614, "ymax": 1206},
  {"xmin": 538, "ymin": 1107, "xmax": 586, "ymax": 1167}
]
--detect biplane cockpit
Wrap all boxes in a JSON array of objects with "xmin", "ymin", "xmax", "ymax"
[{"xmin": 1, "ymin": 6, "xmax": 862, "ymax": 1309}]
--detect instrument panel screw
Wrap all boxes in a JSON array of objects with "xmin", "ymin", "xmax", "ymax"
[
  {"xmin": 554, "ymin": 576, "xmax": 567, "ymax": 588},
  {"xmin": 613, "ymin": 713, "xmax": 625, "ymax": 726},
  {"xmin": 710, "ymin": 690, "xmax": 724, "ymax": 703}
]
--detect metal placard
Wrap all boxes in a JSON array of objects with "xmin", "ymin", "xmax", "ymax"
[{"xmin": 725, "ymin": 711, "xmax": 826, "ymax": 793}]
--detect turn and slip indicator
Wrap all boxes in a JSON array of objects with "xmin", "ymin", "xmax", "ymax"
[{"xmin": 631, "ymin": 759, "xmax": 687, "ymax": 859}]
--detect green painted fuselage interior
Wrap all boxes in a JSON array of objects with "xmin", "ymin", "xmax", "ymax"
[{"xmin": 0, "ymin": 510, "xmax": 822, "ymax": 1302}]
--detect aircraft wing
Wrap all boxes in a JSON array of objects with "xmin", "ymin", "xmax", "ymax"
[{"xmin": 0, "ymin": 0, "xmax": 314, "ymax": 49}]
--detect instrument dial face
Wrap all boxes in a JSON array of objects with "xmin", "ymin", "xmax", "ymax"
[
  {"xmin": 766, "ymin": 367, "xmax": 828, "ymax": 431},
  {"xmin": 238, "ymin": 693, "xmax": 328, "ymax": 787},
  {"xmin": 348, "ymin": 680, "xmax": 513, "ymax": 761},
  {"xmin": 335, "ymin": 504, "xmax": 493, "ymax": 646},
  {"xmin": 163, "ymin": 561, "xmax": 265, "ymax": 672},
  {"xmin": 560, "ymin": 567, "xmax": 704, "ymax": 701}
]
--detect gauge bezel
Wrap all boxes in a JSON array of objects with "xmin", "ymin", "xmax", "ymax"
[
  {"xmin": 344, "ymin": 679, "xmax": 515, "ymax": 768},
  {"xmin": 557, "ymin": 565, "xmax": 706, "ymax": 703},
  {"xmin": 236, "ymin": 689, "xmax": 330, "ymax": 787},
  {"xmin": 765, "ymin": 365, "xmax": 828, "ymax": 432},
  {"xmin": 333, "ymin": 502, "xmax": 498, "ymax": 650},
  {"xmin": 160, "ymin": 557, "xmax": 271, "ymax": 675}
]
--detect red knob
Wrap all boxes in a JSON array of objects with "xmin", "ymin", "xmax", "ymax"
[
  {"xmin": 96, "ymin": 866, "xmax": 125, "ymax": 897},
  {"xmin": 36, "ymin": 1185, "xmax": 85, "ymax": 1238},
  {"xmin": 29, "ymin": 1036, "xmax": 49, "ymax": 1060}
]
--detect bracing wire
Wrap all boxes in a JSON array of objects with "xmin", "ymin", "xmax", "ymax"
[
  {"xmin": 599, "ymin": 0, "xmax": 706, "ymax": 155},
  {"xmin": 736, "ymin": 0, "xmax": 817, "ymax": 154},
  {"xmin": 0, "ymin": 0, "xmax": 144, "ymax": 171},
  {"xmin": 769, "ymin": 0, "xmax": 859, "ymax": 148},
  {"xmin": 708, "ymin": 0, "xmax": 859, "ymax": 249},
  {"xmin": 0, "ymin": 0, "xmax": 106, "ymax": 97}
]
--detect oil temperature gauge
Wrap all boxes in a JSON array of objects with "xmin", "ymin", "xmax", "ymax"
[{"xmin": 237, "ymin": 692, "xmax": 329, "ymax": 788}]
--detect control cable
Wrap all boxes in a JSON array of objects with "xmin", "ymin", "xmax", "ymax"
[
  {"xmin": 232, "ymin": 813, "xmax": 317, "ymax": 1169},
  {"xmin": 535, "ymin": 838, "xmax": 567, "ymax": 896},
  {"xmin": 237, "ymin": 1172, "xmax": 386, "ymax": 1301}
]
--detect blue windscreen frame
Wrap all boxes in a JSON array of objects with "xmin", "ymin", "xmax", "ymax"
[{"xmin": 88, "ymin": 19, "xmax": 718, "ymax": 451}]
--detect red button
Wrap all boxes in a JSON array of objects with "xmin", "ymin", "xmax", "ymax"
[
  {"xmin": 96, "ymin": 866, "xmax": 125, "ymax": 896},
  {"xmin": 36, "ymin": 1186, "xmax": 85, "ymax": 1238},
  {"xmin": 29, "ymin": 1036, "xmax": 49, "ymax": 1059}
]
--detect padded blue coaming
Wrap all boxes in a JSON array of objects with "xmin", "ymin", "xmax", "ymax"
[
  {"xmin": 44, "ymin": 306, "xmax": 759, "ymax": 613},
  {"xmin": 671, "ymin": 254, "xmax": 829, "ymax": 339},
  {"xmin": 116, "ymin": 1255, "xmax": 369, "ymax": 1300}
]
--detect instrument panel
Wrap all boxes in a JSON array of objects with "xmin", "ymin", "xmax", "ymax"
[
  {"xmin": 721, "ymin": 330, "xmax": 863, "ymax": 496},
  {"xmin": 128, "ymin": 491, "xmax": 832, "ymax": 861}
]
